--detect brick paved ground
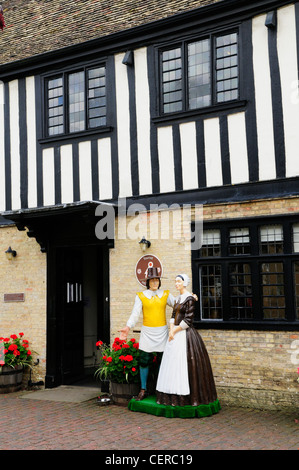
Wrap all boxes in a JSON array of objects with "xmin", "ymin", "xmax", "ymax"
[{"xmin": 0, "ymin": 391, "xmax": 298, "ymax": 452}]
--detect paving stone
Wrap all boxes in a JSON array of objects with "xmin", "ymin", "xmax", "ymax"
[{"xmin": 0, "ymin": 390, "xmax": 298, "ymax": 452}]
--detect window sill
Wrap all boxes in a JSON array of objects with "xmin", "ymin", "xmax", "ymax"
[
  {"xmin": 38, "ymin": 126, "xmax": 113, "ymax": 145},
  {"xmin": 152, "ymin": 100, "xmax": 247, "ymax": 125}
]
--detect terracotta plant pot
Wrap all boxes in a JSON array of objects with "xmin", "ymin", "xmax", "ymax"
[{"xmin": 0, "ymin": 365, "xmax": 23, "ymax": 394}]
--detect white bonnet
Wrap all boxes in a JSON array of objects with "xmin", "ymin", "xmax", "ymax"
[{"xmin": 176, "ymin": 273, "xmax": 189, "ymax": 287}]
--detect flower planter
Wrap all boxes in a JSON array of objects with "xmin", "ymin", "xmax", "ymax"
[
  {"xmin": 0, "ymin": 365, "xmax": 23, "ymax": 394},
  {"xmin": 110, "ymin": 381, "xmax": 140, "ymax": 406}
]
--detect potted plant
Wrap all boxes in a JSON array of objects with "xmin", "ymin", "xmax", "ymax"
[
  {"xmin": 95, "ymin": 337, "xmax": 140, "ymax": 405},
  {"xmin": 0, "ymin": 333, "xmax": 35, "ymax": 393}
]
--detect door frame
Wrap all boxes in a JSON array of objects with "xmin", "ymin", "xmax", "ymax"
[
  {"xmin": 0, "ymin": 201, "xmax": 114, "ymax": 389},
  {"xmin": 45, "ymin": 243, "xmax": 110, "ymax": 388}
]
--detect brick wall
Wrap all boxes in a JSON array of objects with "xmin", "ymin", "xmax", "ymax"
[
  {"xmin": 110, "ymin": 197, "xmax": 299, "ymax": 411},
  {"xmin": 1, "ymin": 196, "xmax": 299, "ymax": 410},
  {"xmin": 0, "ymin": 224, "xmax": 47, "ymax": 385}
]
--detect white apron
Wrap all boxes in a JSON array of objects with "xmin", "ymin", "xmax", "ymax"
[{"xmin": 156, "ymin": 328, "xmax": 190, "ymax": 396}]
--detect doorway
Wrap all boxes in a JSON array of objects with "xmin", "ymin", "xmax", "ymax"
[{"xmin": 45, "ymin": 244, "xmax": 110, "ymax": 388}]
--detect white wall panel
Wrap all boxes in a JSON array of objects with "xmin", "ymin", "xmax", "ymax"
[
  {"xmin": 0, "ymin": 81, "xmax": 5, "ymax": 212},
  {"xmin": 158, "ymin": 126, "xmax": 175, "ymax": 193},
  {"xmin": 42, "ymin": 147, "xmax": 55, "ymax": 206},
  {"xmin": 98, "ymin": 137, "xmax": 113, "ymax": 200},
  {"xmin": 26, "ymin": 76, "xmax": 37, "ymax": 208},
  {"xmin": 115, "ymin": 53, "xmax": 132, "ymax": 197},
  {"xmin": 9, "ymin": 80, "xmax": 20, "ymax": 210},
  {"xmin": 78, "ymin": 141, "xmax": 92, "ymax": 201},
  {"xmin": 179, "ymin": 121, "xmax": 198, "ymax": 190},
  {"xmin": 60, "ymin": 144, "xmax": 73, "ymax": 204},
  {"xmin": 252, "ymin": 14, "xmax": 276, "ymax": 181},
  {"xmin": 204, "ymin": 118, "xmax": 222, "ymax": 187},
  {"xmin": 134, "ymin": 47, "xmax": 152, "ymax": 195},
  {"xmin": 277, "ymin": 4, "xmax": 299, "ymax": 177},
  {"xmin": 228, "ymin": 112, "xmax": 249, "ymax": 184}
]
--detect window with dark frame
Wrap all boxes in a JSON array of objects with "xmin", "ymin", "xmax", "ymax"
[
  {"xmin": 193, "ymin": 217, "xmax": 299, "ymax": 325},
  {"xmin": 160, "ymin": 31, "xmax": 239, "ymax": 115},
  {"xmin": 45, "ymin": 64, "xmax": 106, "ymax": 137}
]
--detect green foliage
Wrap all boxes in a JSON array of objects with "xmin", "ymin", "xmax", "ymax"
[
  {"xmin": 95, "ymin": 337, "xmax": 140, "ymax": 384},
  {"xmin": 0, "ymin": 333, "xmax": 36, "ymax": 369}
]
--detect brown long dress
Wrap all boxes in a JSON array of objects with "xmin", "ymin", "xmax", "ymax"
[{"xmin": 156, "ymin": 296, "xmax": 218, "ymax": 407}]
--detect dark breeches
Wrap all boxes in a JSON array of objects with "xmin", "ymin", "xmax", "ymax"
[{"xmin": 139, "ymin": 350, "xmax": 163, "ymax": 368}]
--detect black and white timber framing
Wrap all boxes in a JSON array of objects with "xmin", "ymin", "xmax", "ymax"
[{"xmin": 1, "ymin": 0, "xmax": 299, "ymax": 212}]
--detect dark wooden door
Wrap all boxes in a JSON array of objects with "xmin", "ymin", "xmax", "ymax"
[{"xmin": 57, "ymin": 248, "xmax": 84, "ymax": 384}]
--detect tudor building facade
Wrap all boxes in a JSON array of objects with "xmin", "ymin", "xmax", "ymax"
[{"xmin": 0, "ymin": 0, "xmax": 299, "ymax": 408}]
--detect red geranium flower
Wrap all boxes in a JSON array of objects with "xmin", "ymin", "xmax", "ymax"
[
  {"xmin": 95, "ymin": 336, "xmax": 140, "ymax": 384},
  {"xmin": 10, "ymin": 334, "xmax": 18, "ymax": 340}
]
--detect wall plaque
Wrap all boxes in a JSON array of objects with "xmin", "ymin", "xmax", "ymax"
[
  {"xmin": 135, "ymin": 255, "xmax": 163, "ymax": 287},
  {"xmin": 4, "ymin": 293, "xmax": 25, "ymax": 302}
]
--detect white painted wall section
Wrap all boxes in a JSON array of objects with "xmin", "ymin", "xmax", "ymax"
[
  {"xmin": 79, "ymin": 140, "xmax": 92, "ymax": 201},
  {"xmin": 26, "ymin": 76, "xmax": 37, "ymax": 208},
  {"xmin": 42, "ymin": 147, "xmax": 55, "ymax": 206},
  {"xmin": 277, "ymin": 4, "xmax": 299, "ymax": 177},
  {"xmin": 179, "ymin": 121, "xmax": 198, "ymax": 190},
  {"xmin": 9, "ymin": 80, "xmax": 21, "ymax": 210},
  {"xmin": 98, "ymin": 137, "xmax": 113, "ymax": 200},
  {"xmin": 204, "ymin": 118, "xmax": 223, "ymax": 187},
  {"xmin": 134, "ymin": 47, "xmax": 152, "ymax": 196},
  {"xmin": 115, "ymin": 53, "xmax": 132, "ymax": 198},
  {"xmin": 228, "ymin": 112, "xmax": 249, "ymax": 184},
  {"xmin": 157, "ymin": 126, "xmax": 175, "ymax": 193},
  {"xmin": 0, "ymin": 81, "xmax": 5, "ymax": 212},
  {"xmin": 252, "ymin": 14, "xmax": 276, "ymax": 181}
]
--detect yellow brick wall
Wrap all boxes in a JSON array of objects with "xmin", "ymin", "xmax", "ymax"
[
  {"xmin": 0, "ymin": 224, "xmax": 47, "ymax": 384},
  {"xmin": 1, "ymin": 196, "xmax": 299, "ymax": 409},
  {"xmin": 109, "ymin": 196, "xmax": 299, "ymax": 410},
  {"xmin": 201, "ymin": 197, "xmax": 299, "ymax": 408},
  {"xmin": 110, "ymin": 207, "xmax": 195, "ymax": 339}
]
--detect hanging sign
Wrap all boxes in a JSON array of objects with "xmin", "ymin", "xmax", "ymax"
[{"xmin": 135, "ymin": 255, "xmax": 163, "ymax": 287}]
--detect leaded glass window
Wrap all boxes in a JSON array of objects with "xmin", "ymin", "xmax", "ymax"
[
  {"xmin": 45, "ymin": 64, "xmax": 107, "ymax": 136},
  {"xmin": 215, "ymin": 33, "xmax": 238, "ymax": 103},
  {"xmin": 47, "ymin": 77, "xmax": 64, "ymax": 136},
  {"xmin": 160, "ymin": 31, "xmax": 239, "ymax": 114},
  {"xmin": 188, "ymin": 39, "xmax": 211, "ymax": 109},
  {"xmin": 161, "ymin": 48, "xmax": 183, "ymax": 113},
  {"xmin": 193, "ymin": 218, "xmax": 299, "ymax": 325}
]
